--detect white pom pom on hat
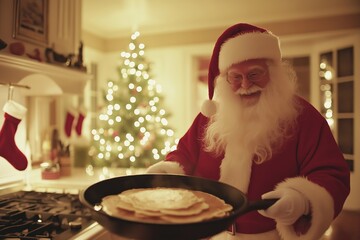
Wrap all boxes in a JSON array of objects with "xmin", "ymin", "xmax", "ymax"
[
  {"xmin": 200, "ymin": 23, "xmax": 281, "ymax": 117},
  {"xmin": 201, "ymin": 99, "xmax": 217, "ymax": 117}
]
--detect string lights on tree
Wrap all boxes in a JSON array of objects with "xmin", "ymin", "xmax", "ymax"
[{"xmin": 90, "ymin": 31, "xmax": 178, "ymax": 168}]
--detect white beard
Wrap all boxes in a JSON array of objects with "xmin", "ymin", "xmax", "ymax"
[{"xmin": 204, "ymin": 62, "xmax": 299, "ymax": 193}]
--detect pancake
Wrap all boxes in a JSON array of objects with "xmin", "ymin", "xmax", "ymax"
[
  {"xmin": 101, "ymin": 187, "xmax": 233, "ymax": 224},
  {"xmin": 119, "ymin": 188, "xmax": 203, "ymax": 210},
  {"xmin": 159, "ymin": 191, "xmax": 233, "ymax": 223}
]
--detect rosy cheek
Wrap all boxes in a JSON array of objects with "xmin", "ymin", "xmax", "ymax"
[
  {"xmin": 230, "ymin": 83, "xmax": 241, "ymax": 91},
  {"xmin": 256, "ymin": 78, "xmax": 270, "ymax": 88}
]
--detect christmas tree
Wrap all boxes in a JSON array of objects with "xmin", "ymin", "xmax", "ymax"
[{"xmin": 90, "ymin": 32, "xmax": 178, "ymax": 168}]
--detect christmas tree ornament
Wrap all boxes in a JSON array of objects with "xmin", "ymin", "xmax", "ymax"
[
  {"xmin": 0, "ymin": 100, "xmax": 28, "ymax": 171},
  {"xmin": 64, "ymin": 108, "xmax": 76, "ymax": 137}
]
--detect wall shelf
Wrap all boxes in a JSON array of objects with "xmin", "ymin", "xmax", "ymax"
[{"xmin": 0, "ymin": 53, "xmax": 92, "ymax": 95}]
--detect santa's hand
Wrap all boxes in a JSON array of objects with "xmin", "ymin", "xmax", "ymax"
[
  {"xmin": 145, "ymin": 161, "xmax": 185, "ymax": 174},
  {"xmin": 258, "ymin": 188, "xmax": 310, "ymax": 225}
]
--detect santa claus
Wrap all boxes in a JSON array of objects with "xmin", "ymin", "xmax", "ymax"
[{"xmin": 146, "ymin": 23, "xmax": 350, "ymax": 240}]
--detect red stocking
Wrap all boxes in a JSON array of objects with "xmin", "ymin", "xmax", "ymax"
[
  {"xmin": 0, "ymin": 100, "xmax": 28, "ymax": 171},
  {"xmin": 64, "ymin": 109, "xmax": 76, "ymax": 137},
  {"xmin": 75, "ymin": 108, "xmax": 86, "ymax": 136}
]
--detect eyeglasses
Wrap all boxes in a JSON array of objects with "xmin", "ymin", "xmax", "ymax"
[{"xmin": 226, "ymin": 67, "xmax": 267, "ymax": 85}]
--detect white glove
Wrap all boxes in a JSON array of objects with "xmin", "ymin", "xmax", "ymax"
[
  {"xmin": 258, "ymin": 188, "xmax": 310, "ymax": 225},
  {"xmin": 145, "ymin": 161, "xmax": 185, "ymax": 174}
]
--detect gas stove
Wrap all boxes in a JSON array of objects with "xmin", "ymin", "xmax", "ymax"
[{"xmin": 0, "ymin": 190, "xmax": 96, "ymax": 240}]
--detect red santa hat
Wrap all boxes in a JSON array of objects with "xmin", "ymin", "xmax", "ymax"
[{"xmin": 201, "ymin": 23, "xmax": 282, "ymax": 117}]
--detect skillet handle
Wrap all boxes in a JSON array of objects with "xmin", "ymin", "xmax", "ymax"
[{"xmin": 246, "ymin": 198, "xmax": 279, "ymax": 212}]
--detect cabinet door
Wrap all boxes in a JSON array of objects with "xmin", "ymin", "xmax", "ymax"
[
  {"xmin": 48, "ymin": 0, "xmax": 82, "ymax": 53},
  {"xmin": 313, "ymin": 33, "xmax": 360, "ymax": 210}
]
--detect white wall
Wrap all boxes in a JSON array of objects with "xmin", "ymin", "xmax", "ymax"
[{"xmin": 146, "ymin": 44, "xmax": 213, "ymax": 137}]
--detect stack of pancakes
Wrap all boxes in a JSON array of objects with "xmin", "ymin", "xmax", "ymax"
[{"xmin": 101, "ymin": 187, "xmax": 233, "ymax": 224}]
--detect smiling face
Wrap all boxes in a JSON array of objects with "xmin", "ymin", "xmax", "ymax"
[
  {"xmin": 225, "ymin": 59, "xmax": 270, "ymax": 106},
  {"xmin": 204, "ymin": 59, "xmax": 299, "ymax": 165}
]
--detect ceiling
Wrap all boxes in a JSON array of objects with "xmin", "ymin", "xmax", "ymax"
[{"xmin": 81, "ymin": 0, "xmax": 360, "ymax": 39}]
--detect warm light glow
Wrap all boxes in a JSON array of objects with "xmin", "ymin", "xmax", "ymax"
[
  {"xmin": 106, "ymin": 94, "xmax": 113, "ymax": 101},
  {"xmin": 319, "ymin": 62, "xmax": 326, "ymax": 69},
  {"xmin": 324, "ymin": 99, "xmax": 332, "ymax": 109},
  {"xmin": 325, "ymin": 109, "xmax": 333, "ymax": 119},
  {"xmin": 129, "ymin": 43, "xmax": 135, "ymax": 50},
  {"xmin": 91, "ymin": 30, "xmax": 178, "ymax": 169},
  {"xmin": 319, "ymin": 63, "xmax": 334, "ymax": 129},
  {"xmin": 161, "ymin": 118, "xmax": 168, "ymax": 125},
  {"xmin": 129, "ymin": 68, "xmax": 136, "ymax": 74},
  {"xmin": 167, "ymin": 129, "xmax": 174, "ymax": 136},
  {"xmin": 324, "ymin": 70, "xmax": 332, "ymax": 80},
  {"xmin": 130, "ymin": 96, "xmax": 136, "ymax": 103}
]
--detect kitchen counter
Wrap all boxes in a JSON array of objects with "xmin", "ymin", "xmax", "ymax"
[
  {"xmin": 24, "ymin": 167, "xmax": 147, "ymax": 239},
  {"xmin": 28, "ymin": 167, "xmax": 146, "ymax": 191}
]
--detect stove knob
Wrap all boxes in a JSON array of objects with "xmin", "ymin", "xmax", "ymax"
[{"xmin": 69, "ymin": 218, "xmax": 82, "ymax": 230}]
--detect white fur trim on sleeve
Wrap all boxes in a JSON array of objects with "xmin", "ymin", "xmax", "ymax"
[
  {"xmin": 145, "ymin": 161, "xmax": 185, "ymax": 174},
  {"xmin": 274, "ymin": 177, "xmax": 334, "ymax": 240}
]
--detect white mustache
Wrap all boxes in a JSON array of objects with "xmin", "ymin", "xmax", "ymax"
[{"xmin": 235, "ymin": 85, "xmax": 264, "ymax": 95}]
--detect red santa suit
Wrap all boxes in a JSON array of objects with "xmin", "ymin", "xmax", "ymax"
[
  {"xmin": 147, "ymin": 23, "xmax": 350, "ymax": 240},
  {"xmin": 162, "ymin": 96, "xmax": 349, "ymax": 239}
]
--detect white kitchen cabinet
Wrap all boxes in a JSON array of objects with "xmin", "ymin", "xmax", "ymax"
[{"xmin": 47, "ymin": 0, "xmax": 82, "ymax": 54}]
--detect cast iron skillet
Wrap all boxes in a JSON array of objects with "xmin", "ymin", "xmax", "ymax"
[{"xmin": 79, "ymin": 174, "xmax": 277, "ymax": 240}]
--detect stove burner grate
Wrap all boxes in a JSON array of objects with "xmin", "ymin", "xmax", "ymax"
[{"xmin": 0, "ymin": 190, "xmax": 94, "ymax": 240}]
